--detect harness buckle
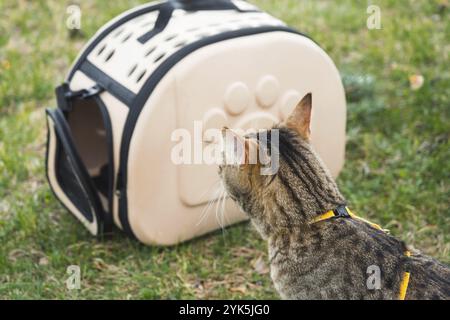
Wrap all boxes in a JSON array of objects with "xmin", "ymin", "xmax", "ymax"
[{"xmin": 333, "ymin": 205, "xmax": 350, "ymax": 218}]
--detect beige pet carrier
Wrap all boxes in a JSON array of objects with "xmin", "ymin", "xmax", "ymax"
[{"xmin": 46, "ymin": 0, "xmax": 346, "ymax": 245}]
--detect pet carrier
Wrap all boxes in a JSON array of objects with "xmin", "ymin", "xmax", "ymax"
[{"xmin": 46, "ymin": 0, "xmax": 346, "ymax": 245}]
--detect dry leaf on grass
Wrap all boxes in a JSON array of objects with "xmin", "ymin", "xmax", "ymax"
[
  {"xmin": 409, "ymin": 74, "xmax": 424, "ymax": 90},
  {"xmin": 93, "ymin": 258, "xmax": 108, "ymax": 271},
  {"xmin": 8, "ymin": 249, "xmax": 27, "ymax": 262},
  {"xmin": 8, "ymin": 248, "xmax": 49, "ymax": 265},
  {"xmin": 229, "ymin": 285, "xmax": 247, "ymax": 294},
  {"xmin": 231, "ymin": 246, "xmax": 259, "ymax": 258},
  {"xmin": 39, "ymin": 257, "xmax": 49, "ymax": 266}
]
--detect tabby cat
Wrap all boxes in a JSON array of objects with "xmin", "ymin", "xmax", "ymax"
[{"xmin": 218, "ymin": 93, "xmax": 450, "ymax": 299}]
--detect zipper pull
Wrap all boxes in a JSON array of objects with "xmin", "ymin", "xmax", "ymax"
[
  {"xmin": 56, "ymin": 83, "xmax": 104, "ymax": 112},
  {"xmin": 115, "ymin": 170, "xmax": 124, "ymax": 198},
  {"xmin": 65, "ymin": 84, "xmax": 104, "ymax": 100}
]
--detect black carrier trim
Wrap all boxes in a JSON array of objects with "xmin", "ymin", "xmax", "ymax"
[
  {"xmin": 79, "ymin": 61, "xmax": 136, "ymax": 106},
  {"xmin": 93, "ymin": 96, "xmax": 115, "ymax": 229},
  {"xmin": 117, "ymin": 26, "xmax": 312, "ymax": 238},
  {"xmin": 67, "ymin": 2, "xmax": 164, "ymax": 80}
]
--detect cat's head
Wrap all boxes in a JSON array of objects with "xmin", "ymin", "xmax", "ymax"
[{"xmin": 218, "ymin": 93, "xmax": 344, "ymax": 237}]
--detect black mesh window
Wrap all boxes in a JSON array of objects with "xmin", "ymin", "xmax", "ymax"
[
  {"xmin": 55, "ymin": 140, "xmax": 94, "ymax": 222},
  {"xmin": 67, "ymin": 98, "xmax": 112, "ymax": 213}
]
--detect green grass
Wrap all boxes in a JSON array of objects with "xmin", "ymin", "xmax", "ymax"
[{"xmin": 0, "ymin": 0, "xmax": 448, "ymax": 299}]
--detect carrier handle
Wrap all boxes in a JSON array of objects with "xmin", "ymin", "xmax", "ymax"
[
  {"xmin": 172, "ymin": 0, "xmax": 247, "ymax": 11},
  {"xmin": 137, "ymin": 0, "xmax": 258, "ymax": 44}
]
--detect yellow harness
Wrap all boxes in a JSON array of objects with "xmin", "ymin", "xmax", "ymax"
[{"xmin": 311, "ymin": 206, "xmax": 411, "ymax": 300}]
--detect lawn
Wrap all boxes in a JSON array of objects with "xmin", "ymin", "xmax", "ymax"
[{"xmin": 0, "ymin": 0, "xmax": 448, "ymax": 299}]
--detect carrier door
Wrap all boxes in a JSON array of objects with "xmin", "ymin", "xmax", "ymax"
[{"xmin": 46, "ymin": 87, "xmax": 115, "ymax": 235}]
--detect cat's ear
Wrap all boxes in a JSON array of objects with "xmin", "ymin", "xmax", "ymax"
[{"xmin": 286, "ymin": 93, "xmax": 312, "ymax": 140}]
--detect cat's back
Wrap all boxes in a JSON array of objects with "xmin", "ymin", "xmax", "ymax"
[
  {"xmin": 268, "ymin": 219, "xmax": 406, "ymax": 300},
  {"xmin": 405, "ymin": 253, "xmax": 450, "ymax": 299}
]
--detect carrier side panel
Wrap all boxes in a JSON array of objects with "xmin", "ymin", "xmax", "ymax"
[{"xmin": 125, "ymin": 32, "xmax": 346, "ymax": 245}]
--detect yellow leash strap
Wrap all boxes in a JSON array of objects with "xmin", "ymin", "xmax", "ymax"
[
  {"xmin": 346, "ymin": 208, "xmax": 388, "ymax": 232},
  {"xmin": 311, "ymin": 206, "xmax": 411, "ymax": 299},
  {"xmin": 311, "ymin": 210, "xmax": 335, "ymax": 223},
  {"xmin": 399, "ymin": 251, "xmax": 411, "ymax": 300}
]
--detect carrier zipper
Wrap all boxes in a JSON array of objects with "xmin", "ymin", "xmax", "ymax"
[
  {"xmin": 115, "ymin": 170, "xmax": 124, "ymax": 198},
  {"xmin": 93, "ymin": 96, "xmax": 116, "ymax": 233}
]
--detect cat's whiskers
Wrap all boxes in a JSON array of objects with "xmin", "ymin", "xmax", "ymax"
[
  {"xmin": 196, "ymin": 180, "xmax": 222, "ymax": 226},
  {"xmin": 198, "ymin": 179, "xmax": 221, "ymax": 201},
  {"xmin": 194, "ymin": 176, "xmax": 229, "ymax": 232},
  {"xmin": 219, "ymin": 184, "xmax": 229, "ymax": 230},
  {"xmin": 214, "ymin": 188, "xmax": 224, "ymax": 229},
  {"xmin": 215, "ymin": 182, "xmax": 228, "ymax": 231},
  {"xmin": 197, "ymin": 179, "xmax": 231, "ymax": 230}
]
